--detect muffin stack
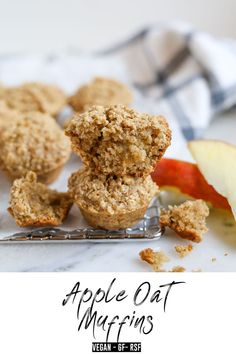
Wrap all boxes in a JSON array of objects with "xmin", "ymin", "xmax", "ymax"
[{"xmin": 66, "ymin": 105, "xmax": 171, "ymax": 230}]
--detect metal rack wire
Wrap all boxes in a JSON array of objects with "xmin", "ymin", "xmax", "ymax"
[{"xmin": 0, "ymin": 199, "xmax": 164, "ymax": 243}]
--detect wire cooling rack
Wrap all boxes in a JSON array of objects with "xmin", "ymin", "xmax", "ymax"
[{"xmin": 0, "ymin": 199, "xmax": 164, "ymax": 243}]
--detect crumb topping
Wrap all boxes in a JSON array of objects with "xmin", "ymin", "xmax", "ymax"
[
  {"xmin": 69, "ymin": 77, "xmax": 133, "ymax": 112},
  {"xmin": 66, "ymin": 105, "xmax": 171, "ymax": 177},
  {"xmin": 0, "ymin": 111, "xmax": 70, "ymax": 178},
  {"xmin": 8, "ymin": 171, "xmax": 73, "ymax": 227},
  {"xmin": 159, "ymin": 200, "xmax": 209, "ymax": 243}
]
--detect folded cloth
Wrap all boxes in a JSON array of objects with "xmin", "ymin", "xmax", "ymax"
[
  {"xmin": 1, "ymin": 23, "xmax": 236, "ymax": 154},
  {"xmin": 102, "ymin": 23, "xmax": 236, "ymax": 141}
]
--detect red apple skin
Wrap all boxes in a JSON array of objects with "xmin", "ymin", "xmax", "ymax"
[{"xmin": 151, "ymin": 158, "xmax": 231, "ymax": 211}]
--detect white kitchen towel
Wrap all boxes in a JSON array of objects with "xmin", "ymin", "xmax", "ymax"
[{"xmin": 101, "ymin": 22, "xmax": 236, "ymax": 139}]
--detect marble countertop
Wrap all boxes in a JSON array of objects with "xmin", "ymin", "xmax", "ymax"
[{"xmin": 0, "ymin": 112, "xmax": 236, "ymax": 272}]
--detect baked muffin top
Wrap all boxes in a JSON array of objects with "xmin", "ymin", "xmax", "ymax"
[
  {"xmin": 0, "ymin": 111, "xmax": 70, "ymax": 178},
  {"xmin": 69, "ymin": 77, "xmax": 133, "ymax": 112},
  {"xmin": 68, "ymin": 168, "xmax": 158, "ymax": 214},
  {"xmin": 1, "ymin": 82, "xmax": 66, "ymax": 116},
  {"xmin": 66, "ymin": 105, "xmax": 171, "ymax": 177},
  {"xmin": 8, "ymin": 171, "xmax": 73, "ymax": 227}
]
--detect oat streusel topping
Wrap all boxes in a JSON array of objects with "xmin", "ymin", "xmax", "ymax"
[
  {"xmin": 66, "ymin": 105, "xmax": 171, "ymax": 177},
  {"xmin": 8, "ymin": 171, "xmax": 73, "ymax": 227},
  {"xmin": 0, "ymin": 111, "xmax": 70, "ymax": 178},
  {"xmin": 69, "ymin": 77, "xmax": 133, "ymax": 112}
]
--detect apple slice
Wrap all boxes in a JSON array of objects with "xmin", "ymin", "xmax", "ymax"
[
  {"xmin": 151, "ymin": 158, "xmax": 231, "ymax": 211},
  {"xmin": 188, "ymin": 140, "xmax": 236, "ymax": 219}
]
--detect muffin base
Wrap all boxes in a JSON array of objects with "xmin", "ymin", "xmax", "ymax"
[{"xmin": 78, "ymin": 204, "xmax": 149, "ymax": 230}]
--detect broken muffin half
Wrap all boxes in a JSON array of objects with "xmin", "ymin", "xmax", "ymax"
[
  {"xmin": 8, "ymin": 171, "xmax": 73, "ymax": 227},
  {"xmin": 159, "ymin": 199, "xmax": 209, "ymax": 243}
]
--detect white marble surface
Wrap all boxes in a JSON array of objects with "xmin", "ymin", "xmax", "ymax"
[{"xmin": 0, "ymin": 112, "xmax": 236, "ymax": 272}]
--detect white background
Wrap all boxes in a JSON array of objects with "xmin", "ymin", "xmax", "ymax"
[
  {"xmin": 0, "ymin": 273, "xmax": 235, "ymax": 354},
  {"xmin": 0, "ymin": 0, "xmax": 235, "ymax": 54}
]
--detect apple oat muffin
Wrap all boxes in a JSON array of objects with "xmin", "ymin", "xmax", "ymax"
[
  {"xmin": 68, "ymin": 168, "xmax": 159, "ymax": 229},
  {"xmin": 66, "ymin": 105, "xmax": 171, "ymax": 177},
  {"xmin": 69, "ymin": 77, "xmax": 133, "ymax": 112},
  {"xmin": 8, "ymin": 171, "xmax": 73, "ymax": 227},
  {"xmin": 159, "ymin": 200, "xmax": 209, "ymax": 243},
  {"xmin": 1, "ymin": 82, "xmax": 66, "ymax": 116},
  {"xmin": 0, "ymin": 112, "xmax": 71, "ymax": 183}
]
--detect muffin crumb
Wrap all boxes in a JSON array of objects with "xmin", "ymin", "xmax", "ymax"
[
  {"xmin": 171, "ymin": 266, "xmax": 186, "ymax": 272},
  {"xmin": 159, "ymin": 200, "xmax": 209, "ymax": 243},
  {"xmin": 175, "ymin": 244, "xmax": 193, "ymax": 258},
  {"xmin": 139, "ymin": 248, "xmax": 169, "ymax": 272}
]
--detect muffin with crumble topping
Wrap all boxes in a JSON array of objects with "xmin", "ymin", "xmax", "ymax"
[
  {"xmin": 65, "ymin": 105, "xmax": 171, "ymax": 177},
  {"xmin": 1, "ymin": 82, "xmax": 66, "ymax": 116},
  {"xmin": 69, "ymin": 77, "xmax": 133, "ymax": 113},
  {"xmin": 0, "ymin": 111, "xmax": 70, "ymax": 183},
  {"xmin": 68, "ymin": 168, "xmax": 159, "ymax": 230}
]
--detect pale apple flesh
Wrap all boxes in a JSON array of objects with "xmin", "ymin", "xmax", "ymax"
[
  {"xmin": 188, "ymin": 140, "xmax": 236, "ymax": 220},
  {"xmin": 151, "ymin": 158, "xmax": 231, "ymax": 211}
]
